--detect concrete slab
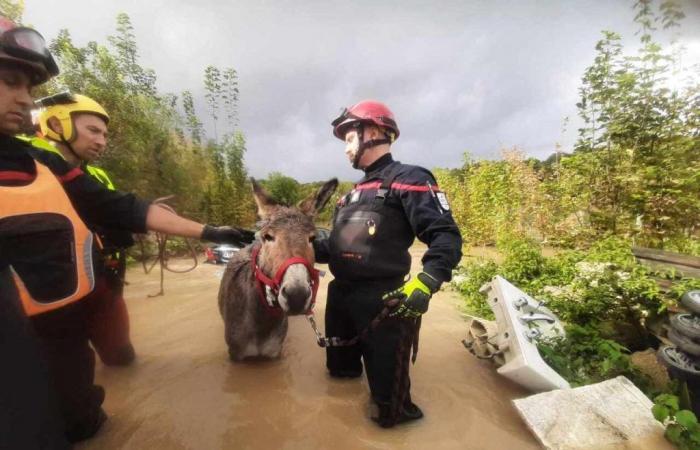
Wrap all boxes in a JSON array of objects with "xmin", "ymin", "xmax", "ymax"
[{"xmin": 513, "ymin": 376, "xmax": 672, "ymax": 450}]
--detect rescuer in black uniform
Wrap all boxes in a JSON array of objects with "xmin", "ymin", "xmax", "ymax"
[{"xmin": 314, "ymin": 100, "xmax": 463, "ymax": 427}]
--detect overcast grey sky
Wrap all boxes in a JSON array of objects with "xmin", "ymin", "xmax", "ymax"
[{"xmin": 23, "ymin": 0, "xmax": 700, "ymax": 182}]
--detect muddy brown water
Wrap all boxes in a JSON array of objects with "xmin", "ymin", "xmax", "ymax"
[{"xmin": 75, "ymin": 245, "xmax": 629, "ymax": 450}]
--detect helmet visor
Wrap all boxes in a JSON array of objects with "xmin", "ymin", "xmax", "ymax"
[
  {"xmin": 34, "ymin": 91, "xmax": 77, "ymax": 108},
  {"xmin": 0, "ymin": 27, "xmax": 59, "ymax": 77},
  {"xmin": 331, "ymin": 108, "xmax": 350, "ymax": 128}
]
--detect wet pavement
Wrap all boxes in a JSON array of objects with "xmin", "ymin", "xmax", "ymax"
[{"xmin": 76, "ymin": 249, "xmax": 541, "ymax": 450}]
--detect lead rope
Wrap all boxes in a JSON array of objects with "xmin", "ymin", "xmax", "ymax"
[
  {"xmin": 383, "ymin": 318, "xmax": 417, "ymax": 427},
  {"xmin": 135, "ymin": 196, "xmax": 198, "ymax": 297},
  {"xmin": 306, "ymin": 297, "xmax": 401, "ymax": 348},
  {"xmin": 306, "ymin": 299, "xmax": 421, "ymax": 359},
  {"xmin": 306, "ymin": 298, "xmax": 423, "ymax": 428}
]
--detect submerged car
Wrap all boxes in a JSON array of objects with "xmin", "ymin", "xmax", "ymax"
[{"xmin": 205, "ymin": 244, "xmax": 241, "ymax": 265}]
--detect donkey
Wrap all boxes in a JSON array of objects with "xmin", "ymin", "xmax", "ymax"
[{"xmin": 218, "ymin": 178, "xmax": 338, "ymax": 361}]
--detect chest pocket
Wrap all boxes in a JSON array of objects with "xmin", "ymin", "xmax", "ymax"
[
  {"xmin": 329, "ymin": 163, "xmax": 413, "ymax": 281},
  {"xmin": 333, "ymin": 209, "xmax": 380, "ymax": 261}
]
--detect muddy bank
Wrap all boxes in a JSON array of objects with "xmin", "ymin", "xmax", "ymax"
[{"xmin": 76, "ymin": 248, "xmax": 541, "ymax": 450}]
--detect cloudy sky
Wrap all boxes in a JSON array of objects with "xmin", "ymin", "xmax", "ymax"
[{"xmin": 23, "ymin": 0, "xmax": 700, "ymax": 182}]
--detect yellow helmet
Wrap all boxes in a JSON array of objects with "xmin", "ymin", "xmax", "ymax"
[{"xmin": 37, "ymin": 92, "xmax": 109, "ymax": 143}]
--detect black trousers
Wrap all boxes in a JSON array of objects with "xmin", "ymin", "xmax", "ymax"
[
  {"xmin": 31, "ymin": 292, "xmax": 106, "ymax": 443},
  {"xmin": 0, "ymin": 267, "xmax": 71, "ymax": 450},
  {"xmin": 325, "ymin": 277, "xmax": 412, "ymax": 404}
]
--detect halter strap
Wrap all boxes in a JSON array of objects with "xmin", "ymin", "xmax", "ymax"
[{"xmin": 251, "ymin": 245, "xmax": 320, "ymax": 317}]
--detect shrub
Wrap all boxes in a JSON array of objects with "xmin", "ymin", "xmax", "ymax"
[
  {"xmin": 653, "ymin": 394, "xmax": 700, "ymax": 450},
  {"xmin": 453, "ymin": 259, "xmax": 498, "ymax": 320},
  {"xmin": 538, "ymin": 324, "xmax": 653, "ymax": 392}
]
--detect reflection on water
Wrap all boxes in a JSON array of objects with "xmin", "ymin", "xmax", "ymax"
[{"xmin": 76, "ymin": 259, "xmax": 543, "ymax": 450}]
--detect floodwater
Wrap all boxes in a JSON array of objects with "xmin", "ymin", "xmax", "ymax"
[{"xmin": 75, "ymin": 248, "xmax": 540, "ymax": 450}]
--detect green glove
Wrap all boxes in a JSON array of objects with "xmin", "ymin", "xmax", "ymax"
[{"xmin": 382, "ymin": 272, "xmax": 442, "ymax": 319}]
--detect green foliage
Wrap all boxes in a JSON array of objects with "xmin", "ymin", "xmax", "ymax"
[
  {"xmin": 453, "ymin": 234, "xmax": 700, "ymax": 398},
  {"xmin": 498, "ymin": 237, "xmax": 547, "ymax": 286},
  {"xmin": 37, "ymin": 14, "xmax": 256, "ymax": 227},
  {"xmin": 181, "ymin": 90, "xmax": 204, "ymax": 144},
  {"xmin": 538, "ymin": 324, "xmax": 652, "ymax": 391},
  {"xmin": 446, "ymin": 5, "xmax": 698, "ymax": 397},
  {"xmin": 0, "ymin": 0, "xmax": 23, "ymax": 21},
  {"xmin": 453, "ymin": 259, "xmax": 499, "ymax": 319},
  {"xmin": 200, "ymin": 132, "xmax": 256, "ymax": 226},
  {"xmin": 653, "ymin": 394, "xmax": 700, "ymax": 450},
  {"xmin": 436, "ymin": 150, "xmax": 544, "ymax": 245},
  {"xmin": 261, "ymin": 172, "xmax": 302, "ymax": 206},
  {"xmin": 461, "ymin": 236, "xmax": 671, "ymax": 343},
  {"xmin": 437, "ymin": 0, "xmax": 699, "ymax": 250},
  {"xmin": 221, "ymin": 68, "xmax": 239, "ymax": 128},
  {"xmin": 204, "ymin": 65, "xmax": 222, "ymax": 140},
  {"xmin": 295, "ymin": 179, "xmax": 353, "ymax": 226}
]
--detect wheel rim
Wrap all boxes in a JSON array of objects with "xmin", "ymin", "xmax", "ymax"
[
  {"xmin": 662, "ymin": 347, "xmax": 700, "ymax": 373},
  {"xmin": 679, "ymin": 314, "xmax": 700, "ymax": 330}
]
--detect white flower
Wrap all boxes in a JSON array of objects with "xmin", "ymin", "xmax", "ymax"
[{"xmin": 575, "ymin": 261, "xmax": 613, "ymax": 279}]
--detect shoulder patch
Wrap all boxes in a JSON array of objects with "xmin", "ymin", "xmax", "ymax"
[{"xmin": 436, "ymin": 191, "xmax": 451, "ymax": 211}]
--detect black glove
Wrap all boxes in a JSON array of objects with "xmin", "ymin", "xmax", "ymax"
[
  {"xmin": 382, "ymin": 272, "xmax": 442, "ymax": 319},
  {"xmin": 201, "ymin": 225, "xmax": 256, "ymax": 246}
]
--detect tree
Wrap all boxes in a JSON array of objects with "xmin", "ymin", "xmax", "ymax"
[
  {"xmin": 108, "ymin": 13, "xmax": 156, "ymax": 97},
  {"xmin": 570, "ymin": 0, "xmax": 699, "ymax": 247},
  {"xmin": 204, "ymin": 65, "xmax": 222, "ymax": 142},
  {"xmin": 42, "ymin": 13, "xmax": 256, "ymax": 227},
  {"xmin": 261, "ymin": 172, "xmax": 302, "ymax": 206},
  {"xmin": 181, "ymin": 90, "xmax": 204, "ymax": 145},
  {"xmin": 0, "ymin": 0, "xmax": 23, "ymax": 21},
  {"xmin": 222, "ymin": 67, "xmax": 240, "ymax": 132}
]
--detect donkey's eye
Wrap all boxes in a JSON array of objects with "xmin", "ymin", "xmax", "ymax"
[
  {"xmin": 263, "ymin": 233, "xmax": 275, "ymax": 242},
  {"xmin": 308, "ymin": 235, "xmax": 316, "ymax": 243}
]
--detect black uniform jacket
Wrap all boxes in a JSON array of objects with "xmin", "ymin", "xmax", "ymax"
[
  {"xmin": 0, "ymin": 134, "xmax": 150, "ymax": 265},
  {"xmin": 315, "ymin": 153, "xmax": 462, "ymax": 283}
]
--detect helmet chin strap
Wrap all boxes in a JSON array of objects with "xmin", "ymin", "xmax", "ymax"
[
  {"xmin": 60, "ymin": 135, "xmax": 84, "ymax": 167},
  {"xmin": 351, "ymin": 124, "xmax": 392, "ymax": 170}
]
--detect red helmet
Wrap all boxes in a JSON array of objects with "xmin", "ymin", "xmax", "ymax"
[
  {"xmin": 331, "ymin": 100, "xmax": 400, "ymax": 141},
  {"xmin": 0, "ymin": 17, "xmax": 59, "ymax": 85}
]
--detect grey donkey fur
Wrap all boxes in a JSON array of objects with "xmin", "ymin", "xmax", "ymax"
[{"xmin": 218, "ymin": 178, "xmax": 338, "ymax": 361}]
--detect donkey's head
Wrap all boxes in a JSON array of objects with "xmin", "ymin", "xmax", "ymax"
[{"xmin": 251, "ymin": 177, "xmax": 338, "ymax": 315}]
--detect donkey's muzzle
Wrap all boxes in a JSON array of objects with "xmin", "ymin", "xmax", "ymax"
[{"xmin": 283, "ymin": 285, "xmax": 312, "ymax": 314}]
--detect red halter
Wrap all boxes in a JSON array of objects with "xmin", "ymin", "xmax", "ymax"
[{"xmin": 251, "ymin": 245, "xmax": 320, "ymax": 317}]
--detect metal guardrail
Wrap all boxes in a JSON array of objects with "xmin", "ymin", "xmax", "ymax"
[{"xmin": 632, "ymin": 247, "xmax": 700, "ymax": 290}]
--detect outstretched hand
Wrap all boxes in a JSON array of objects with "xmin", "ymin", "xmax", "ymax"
[{"xmin": 202, "ymin": 225, "xmax": 256, "ymax": 247}]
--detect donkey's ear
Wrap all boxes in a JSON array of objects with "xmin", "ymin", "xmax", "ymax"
[
  {"xmin": 251, "ymin": 177, "xmax": 278, "ymax": 220},
  {"xmin": 298, "ymin": 178, "xmax": 338, "ymax": 217}
]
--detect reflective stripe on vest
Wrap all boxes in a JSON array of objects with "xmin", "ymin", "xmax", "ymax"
[
  {"xmin": 20, "ymin": 136, "xmax": 117, "ymax": 191},
  {"xmin": 0, "ymin": 161, "xmax": 97, "ymax": 316},
  {"xmin": 84, "ymin": 165, "xmax": 115, "ymax": 190},
  {"xmin": 17, "ymin": 135, "xmax": 61, "ymax": 154}
]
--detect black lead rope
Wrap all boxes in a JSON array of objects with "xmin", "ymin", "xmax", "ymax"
[
  {"xmin": 306, "ymin": 303, "xmax": 422, "ymax": 428},
  {"xmin": 385, "ymin": 318, "xmax": 416, "ymax": 427},
  {"xmin": 306, "ymin": 301, "xmax": 396, "ymax": 348},
  {"xmin": 306, "ymin": 299, "xmax": 422, "ymax": 362}
]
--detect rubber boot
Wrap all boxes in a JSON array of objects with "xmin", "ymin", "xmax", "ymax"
[
  {"xmin": 329, "ymin": 369, "xmax": 363, "ymax": 379},
  {"xmin": 372, "ymin": 397, "xmax": 424, "ymax": 428},
  {"xmin": 64, "ymin": 386, "xmax": 107, "ymax": 443}
]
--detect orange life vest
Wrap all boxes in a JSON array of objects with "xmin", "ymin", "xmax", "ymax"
[{"xmin": 0, "ymin": 160, "xmax": 97, "ymax": 316}]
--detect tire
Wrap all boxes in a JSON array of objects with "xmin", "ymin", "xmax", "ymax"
[
  {"xmin": 670, "ymin": 313, "xmax": 700, "ymax": 340},
  {"xmin": 657, "ymin": 346, "xmax": 700, "ymax": 379},
  {"xmin": 681, "ymin": 290, "xmax": 700, "ymax": 315},
  {"xmin": 668, "ymin": 327, "xmax": 700, "ymax": 357}
]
